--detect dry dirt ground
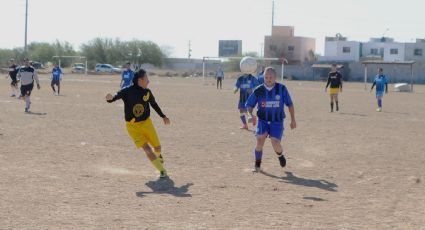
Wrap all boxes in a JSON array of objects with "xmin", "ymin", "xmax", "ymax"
[{"xmin": 0, "ymin": 73, "xmax": 424, "ymax": 229}]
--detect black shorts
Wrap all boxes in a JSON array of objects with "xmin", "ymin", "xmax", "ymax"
[
  {"xmin": 10, "ymin": 76, "xmax": 18, "ymax": 86},
  {"xmin": 20, "ymin": 83, "xmax": 34, "ymax": 97},
  {"xmin": 51, "ymin": 79, "xmax": 60, "ymax": 86}
]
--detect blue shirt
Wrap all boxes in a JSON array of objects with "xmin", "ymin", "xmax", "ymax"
[
  {"xmin": 121, "ymin": 69, "xmax": 134, "ymax": 88},
  {"xmin": 374, "ymin": 74, "xmax": 388, "ymax": 92},
  {"xmin": 258, "ymin": 72, "xmax": 265, "ymax": 85},
  {"xmin": 216, "ymin": 69, "xmax": 224, "ymax": 78},
  {"xmin": 52, "ymin": 67, "xmax": 62, "ymax": 81},
  {"xmin": 235, "ymin": 74, "xmax": 259, "ymax": 104},
  {"xmin": 246, "ymin": 83, "xmax": 293, "ymax": 123}
]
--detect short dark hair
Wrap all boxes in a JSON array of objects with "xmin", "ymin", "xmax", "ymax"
[
  {"xmin": 331, "ymin": 63, "xmax": 337, "ymax": 67},
  {"xmin": 132, "ymin": 69, "xmax": 147, "ymax": 85},
  {"xmin": 264, "ymin": 66, "xmax": 277, "ymax": 76}
]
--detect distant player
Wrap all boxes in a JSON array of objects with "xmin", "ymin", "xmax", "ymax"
[
  {"xmin": 17, "ymin": 58, "xmax": 40, "ymax": 113},
  {"xmin": 51, "ymin": 63, "xmax": 62, "ymax": 95},
  {"xmin": 246, "ymin": 67, "xmax": 296, "ymax": 172},
  {"xmin": 257, "ymin": 66, "xmax": 265, "ymax": 85},
  {"xmin": 120, "ymin": 62, "xmax": 134, "ymax": 89},
  {"xmin": 5, "ymin": 59, "xmax": 19, "ymax": 97},
  {"xmin": 370, "ymin": 67, "xmax": 388, "ymax": 112},
  {"xmin": 106, "ymin": 69, "xmax": 170, "ymax": 178},
  {"xmin": 215, "ymin": 66, "xmax": 224, "ymax": 90},
  {"xmin": 325, "ymin": 64, "xmax": 343, "ymax": 112},
  {"xmin": 234, "ymin": 72, "xmax": 259, "ymax": 129}
]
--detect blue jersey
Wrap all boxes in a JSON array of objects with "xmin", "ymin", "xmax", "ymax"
[
  {"xmin": 121, "ymin": 69, "xmax": 134, "ymax": 88},
  {"xmin": 246, "ymin": 83, "xmax": 293, "ymax": 123},
  {"xmin": 257, "ymin": 72, "xmax": 265, "ymax": 85},
  {"xmin": 52, "ymin": 67, "xmax": 62, "ymax": 81},
  {"xmin": 374, "ymin": 74, "xmax": 388, "ymax": 92},
  {"xmin": 235, "ymin": 74, "xmax": 259, "ymax": 104}
]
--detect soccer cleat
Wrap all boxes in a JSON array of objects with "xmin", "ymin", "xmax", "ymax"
[
  {"xmin": 159, "ymin": 170, "xmax": 168, "ymax": 178},
  {"xmin": 25, "ymin": 108, "xmax": 29, "ymax": 113},
  {"xmin": 10, "ymin": 94, "xmax": 16, "ymax": 97},
  {"xmin": 278, "ymin": 154, "xmax": 286, "ymax": 168},
  {"xmin": 252, "ymin": 161, "xmax": 262, "ymax": 173},
  {"xmin": 376, "ymin": 108, "xmax": 382, "ymax": 112}
]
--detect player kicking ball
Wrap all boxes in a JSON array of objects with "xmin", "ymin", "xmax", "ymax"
[
  {"xmin": 246, "ymin": 67, "xmax": 296, "ymax": 172},
  {"xmin": 106, "ymin": 69, "xmax": 170, "ymax": 178}
]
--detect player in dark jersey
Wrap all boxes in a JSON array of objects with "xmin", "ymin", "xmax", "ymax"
[
  {"xmin": 106, "ymin": 69, "xmax": 170, "ymax": 178},
  {"xmin": 5, "ymin": 59, "xmax": 19, "ymax": 97},
  {"xmin": 246, "ymin": 67, "xmax": 296, "ymax": 172},
  {"xmin": 234, "ymin": 73, "xmax": 259, "ymax": 129},
  {"xmin": 325, "ymin": 64, "xmax": 343, "ymax": 112}
]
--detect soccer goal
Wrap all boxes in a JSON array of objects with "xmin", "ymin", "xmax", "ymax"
[{"xmin": 52, "ymin": 56, "xmax": 88, "ymax": 75}]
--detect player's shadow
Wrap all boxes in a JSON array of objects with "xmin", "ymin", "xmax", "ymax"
[
  {"xmin": 339, "ymin": 112, "xmax": 367, "ymax": 117},
  {"xmin": 25, "ymin": 111, "xmax": 47, "ymax": 116},
  {"xmin": 135, "ymin": 177, "xmax": 193, "ymax": 198},
  {"xmin": 260, "ymin": 171, "xmax": 338, "ymax": 192}
]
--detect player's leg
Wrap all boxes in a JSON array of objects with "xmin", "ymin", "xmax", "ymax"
[
  {"xmin": 239, "ymin": 107, "xmax": 248, "ymax": 129},
  {"xmin": 10, "ymin": 80, "xmax": 17, "ymax": 97},
  {"xmin": 57, "ymin": 81, "xmax": 61, "ymax": 95},
  {"xmin": 51, "ymin": 80, "xmax": 56, "ymax": 94},
  {"xmin": 253, "ymin": 119, "xmax": 268, "ymax": 172},
  {"xmin": 219, "ymin": 78, "xmax": 222, "ymax": 89},
  {"xmin": 334, "ymin": 93, "xmax": 339, "ymax": 111},
  {"xmin": 376, "ymin": 94, "xmax": 383, "ymax": 112},
  {"xmin": 143, "ymin": 118, "xmax": 164, "ymax": 163},
  {"xmin": 141, "ymin": 143, "xmax": 167, "ymax": 177},
  {"xmin": 269, "ymin": 122, "xmax": 286, "ymax": 167},
  {"xmin": 329, "ymin": 92, "xmax": 334, "ymax": 112}
]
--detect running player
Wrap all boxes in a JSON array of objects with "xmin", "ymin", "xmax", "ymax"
[
  {"xmin": 4, "ymin": 59, "xmax": 19, "ymax": 97},
  {"xmin": 246, "ymin": 67, "xmax": 296, "ymax": 172},
  {"xmin": 370, "ymin": 67, "xmax": 388, "ymax": 112},
  {"xmin": 51, "ymin": 63, "xmax": 62, "ymax": 95},
  {"xmin": 325, "ymin": 64, "xmax": 343, "ymax": 112},
  {"xmin": 17, "ymin": 58, "xmax": 40, "ymax": 113},
  {"xmin": 234, "ymin": 72, "xmax": 259, "ymax": 130},
  {"xmin": 106, "ymin": 69, "xmax": 170, "ymax": 178},
  {"xmin": 120, "ymin": 62, "xmax": 134, "ymax": 89}
]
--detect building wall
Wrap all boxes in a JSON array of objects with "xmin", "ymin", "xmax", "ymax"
[
  {"xmin": 322, "ymin": 41, "xmax": 360, "ymax": 61},
  {"xmin": 264, "ymin": 26, "xmax": 316, "ymax": 63},
  {"xmin": 361, "ymin": 42, "xmax": 405, "ymax": 61},
  {"xmin": 405, "ymin": 41, "xmax": 425, "ymax": 61}
]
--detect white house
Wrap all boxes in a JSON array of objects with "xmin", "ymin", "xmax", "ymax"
[
  {"xmin": 322, "ymin": 35, "xmax": 361, "ymax": 61},
  {"xmin": 362, "ymin": 37, "xmax": 405, "ymax": 62}
]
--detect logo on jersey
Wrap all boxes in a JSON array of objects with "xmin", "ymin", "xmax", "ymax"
[
  {"xmin": 133, "ymin": 104, "xmax": 145, "ymax": 117},
  {"xmin": 261, "ymin": 101, "xmax": 280, "ymax": 108},
  {"xmin": 275, "ymin": 95, "xmax": 280, "ymax": 100},
  {"xmin": 143, "ymin": 92, "xmax": 150, "ymax": 102}
]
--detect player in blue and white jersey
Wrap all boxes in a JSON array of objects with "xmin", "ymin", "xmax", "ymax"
[
  {"xmin": 370, "ymin": 68, "xmax": 388, "ymax": 112},
  {"xmin": 51, "ymin": 63, "xmax": 62, "ymax": 95},
  {"xmin": 234, "ymin": 73, "xmax": 259, "ymax": 130},
  {"xmin": 246, "ymin": 67, "xmax": 296, "ymax": 172},
  {"xmin": 120, "ymin": 62, "xmax": 134, "ymax": 89}
]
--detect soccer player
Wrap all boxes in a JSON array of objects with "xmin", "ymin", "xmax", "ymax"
[
  {"xmin": 17, "ymin": 58, "xmax": 40, "ymax": 113},
  {"xmin": 120, "ymin": 62, "xmax": 134, "ymax": 89},
  {"xmin": 5, "ymin": 59, "xmax": 19, "ymax": 97},
  {"xmin": 51, "ymin": 63, "xmax": 62, "ymax": 95},
  {"xmin": 234, "ymin": 72, "xmax": 259, "ymax": 130},
  {"xmin": 215, "ymin": 66, "xmax": 224, "ymax": 90},
  {"xmin": 325, "ymin": 64, "xmax": 343, "ymax": 112},
  {"xmin": 246, "ymin": 67, "xmax": 296, "ymax": 172},
  {"xmin": 106, "ymin": 69, "xmax": 170, "ymax": 178},
  {"xmin": 370, "ymin": 67, "xmax": 388, "ymax": 112}
]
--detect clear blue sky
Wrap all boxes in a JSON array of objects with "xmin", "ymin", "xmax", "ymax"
[{"xmin": 0, "ymin": 0, "xmax": 424, "ymax": 58}]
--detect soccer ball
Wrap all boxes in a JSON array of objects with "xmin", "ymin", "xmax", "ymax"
[{"xmin": 240, "ymin": 56, "xmax": 257, "ymax": 74}]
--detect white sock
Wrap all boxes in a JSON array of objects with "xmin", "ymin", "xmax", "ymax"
[{"xmin": 25, "ymin": 97, "xmax": 31, "ymax": 109}]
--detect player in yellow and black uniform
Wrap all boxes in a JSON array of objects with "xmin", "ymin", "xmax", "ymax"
[
  {"xmin": 325, "ymin": 64, "xmax": 343, "ymax": 112},
  {"xmin": 106, "ymin": 69, "xmax": 170, "ymax": 178}
]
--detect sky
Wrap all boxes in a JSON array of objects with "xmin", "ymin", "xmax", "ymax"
[{"xmin": 0, "ymin": 0, "xmax": 424, "ymax": 58}]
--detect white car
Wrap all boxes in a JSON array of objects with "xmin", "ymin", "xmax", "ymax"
[{"xmin": 95, "ymin": 64, "xmax": 121, "ymax": 73}]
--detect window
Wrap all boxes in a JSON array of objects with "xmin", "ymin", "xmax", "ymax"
[
  {"xmin": 342, "ymin": 47, "xmax": 351, "ymax": 53},
  {"xmin": 288, "ymin": 45, "xmax": 295, "ymax": 52},
  {"xmin": 390, "ymin": 49, "xmax": 398, "ymax": 55},
  {"xmin": 414, "ymin": 49, "xmax": 423, "ymax": 56},
  {"xmin": 370, "ymin": 48, "xmax": 378, "ymax": 55}
]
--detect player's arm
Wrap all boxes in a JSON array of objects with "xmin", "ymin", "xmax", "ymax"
[
  {"xmin": 106, "ymin": 89, "xmax": 124, "ymax": 103},
  {"xmin": 149, "ymin": 91, "xmax": 170, "ymax": 125},
  {"xmin": 385, "ymin": 82, "xmax": 388, "ymax": 93},
  {"xmin": 246, "ymin": 91, "xmax": 258, "ymax": 119},
  {"xmin": 33, "ymin": 70, "xmax": 41, "ymax": 89},
  {"xmin": 288, "ymin": 105, "xmax": 296, "ymax": 129},
  {"xmin": 370, "ymin": 81, "xmax": 376, "ymax": 92},
  {"xmin": 325, "ymin": 75, "xmax": 331, "ymax": 91},
  {"xmin": 284, "ymin": 87, "xmax": 296, "ymax": 129},
  {"xmin": 234, "ymin": 79, "xmax": 240, "ymax": 93}
]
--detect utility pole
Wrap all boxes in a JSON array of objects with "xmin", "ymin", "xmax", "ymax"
[
  {"xmin": 188, "ymin": 41, "xmax": 192, "ymax": 59},
  {"xmin": 272, "ymin": 0, "xmax": 275, "ymax": 33},
  {"xmin": 24, "ymin": 0, "xmax": 28, "ymax": 56}
]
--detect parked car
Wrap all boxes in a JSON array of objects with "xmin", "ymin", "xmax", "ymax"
[
  {"xmin": 71, "ymin": 63, "xmax": 86, "ymax": 73},
  {"xmin": 95, "ymin": 64, "xmax": 121, "ymax": 73}
]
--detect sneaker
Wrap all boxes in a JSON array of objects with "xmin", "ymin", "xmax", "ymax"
[
  {"xmin": 336, "ymin": 106, "xmax": 339, "ymax": 111},
  {"xmin": 278, "ymin": 154, "xmax": 286, "ymax": 168},
  {"xmin": 55, "ymin": 92, "xmax": 59, "ymax": 96},
  {"xmin": 25, "ymin": 108, "xmax": 30, "ymax": 113},
  {"xmin": 10, "ymin": 94, "xmax": 16, "ymax": 97},
  {"xmin": 252, "ymin": 161, "xmax": 262, "ymax": 173},
  {"xmin": 376, "ymin": 108, "xmax": 382, "ymax": 112},
  {"xmin": 159, "ymin": 171, "xmax": 168, "ymax": 178}
]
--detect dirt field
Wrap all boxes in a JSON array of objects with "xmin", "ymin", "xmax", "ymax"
[{"xmin": 1, "ymin": 73, "xmax": 424, "ymax": 229}]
